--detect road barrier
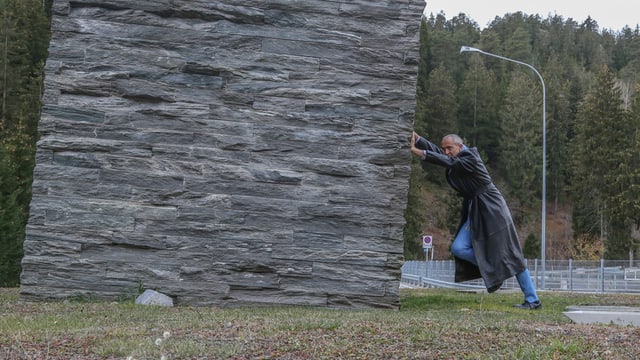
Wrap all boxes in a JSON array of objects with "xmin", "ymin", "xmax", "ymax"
[{"xmin": 401, "ymin": 259, "xmax": 640, "ymax": 293}]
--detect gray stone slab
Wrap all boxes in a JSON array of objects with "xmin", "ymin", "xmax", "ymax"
[
  {"xmin": 564, "ymin": 306, "xmax": 640, "ymax": 326},
  {"xmin": 20, "ymin": 0, "xmax": 425, "ymax": 309}
]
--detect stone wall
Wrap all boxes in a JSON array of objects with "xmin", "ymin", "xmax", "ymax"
[{"xmin": 20, "ymin": 0, "xmax": 424, "ymax": 308}]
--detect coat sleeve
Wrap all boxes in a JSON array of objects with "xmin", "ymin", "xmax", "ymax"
[
  {"xmin": 414, "ymin": 136, "xmax": 443, "ymax": 153},
  {"xmin": 423, "ymin": 149, "xmax": 478, "ymax": 173},
  {"xmin": 415, "ymin": 136, "xmax": 456, "ymax": 168}
]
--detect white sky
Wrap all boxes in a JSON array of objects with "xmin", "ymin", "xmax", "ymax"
[{"xmin": 424, "ymin": 0, "xmax": 639, "ymax": 32}]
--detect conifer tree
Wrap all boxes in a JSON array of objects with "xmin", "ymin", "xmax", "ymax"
[
  {"xmin": 608, "ymin": 83, "xmax": 640, "ymax": 259},
  {"xmin": 504, "ymin": 27, "xmax": 533, "ymax": 62},
  {"xmin": 571, "ymin": 66, "xmax": 626, "ymax": 258},
  {"xmin": 542, "ymin": 55, "xmax": 573, "ymax": 210},
  {"xmin": 418, "ymin": 63, "xmax": 458, "ymax": 139},
  {"xmin": 457, "ymin": 56, "xmax": 501, "ymax": 159},
  {"xmin": 499, "ymin": 72, "xmax": 540, "ymax": 215}
]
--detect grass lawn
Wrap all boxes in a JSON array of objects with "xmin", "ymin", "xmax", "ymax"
[{"xmin": 1, "ymin": 287, "xmax": 639, "ymax": 359}]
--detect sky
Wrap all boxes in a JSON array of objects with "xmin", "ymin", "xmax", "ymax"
[{"xmin": 423, "ymin": 0, "xmax": 639, "ymax": 32}]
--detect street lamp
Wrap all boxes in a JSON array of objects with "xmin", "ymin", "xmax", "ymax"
[{"xmin": 459, "ymin": 45, "xmax": 547, "ymax": 289}]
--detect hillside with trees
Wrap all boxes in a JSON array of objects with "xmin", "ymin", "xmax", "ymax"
[{"xmin": 404, "ymin": 11, "xmax": 640, "ymax": 263}]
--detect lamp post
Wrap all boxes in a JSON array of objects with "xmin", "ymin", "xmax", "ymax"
[{"xmin": 460, "ymin": 46, "xmax": 546, "ymax": 289}]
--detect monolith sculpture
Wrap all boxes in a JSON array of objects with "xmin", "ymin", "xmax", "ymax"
[{"xmin": 20, "ymin": 0, "xmax": 424, "ymax": 308}]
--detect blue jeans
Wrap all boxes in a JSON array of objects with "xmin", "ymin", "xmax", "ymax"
[{"xmin": 451, "ymin": 218, "xmax": 539, "ymax": 303}]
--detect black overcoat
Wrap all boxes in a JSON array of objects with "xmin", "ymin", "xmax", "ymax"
[{"xmin": 416, "ymin": 137, "xmax": 526, "ymax": 289}]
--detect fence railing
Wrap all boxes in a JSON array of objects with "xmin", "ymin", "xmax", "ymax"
[{"xmin": 401, "ymin": 259, "xmax": 640, "ymax": 293}]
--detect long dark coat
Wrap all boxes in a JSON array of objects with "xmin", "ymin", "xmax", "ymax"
[{"xmin": 416, "ymin": 137, "xmax": 526, "ymax": 289}]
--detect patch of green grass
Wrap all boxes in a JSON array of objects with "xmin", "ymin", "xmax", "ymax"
[{"xmin": 1, "ymin": 287, "xmax": 639, "ymax": 359}]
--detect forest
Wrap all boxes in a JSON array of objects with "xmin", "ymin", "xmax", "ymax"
[
  {"xmin": 0, "ymin": 0, "xmax": 52, "ymax": 286},
  {"xmin": 1, "ymin": 2, "xmax": 640, "ymax": 286},
  {"xmin": 404, "ymin": 11, "xmax": 640, "ymax": 262}
]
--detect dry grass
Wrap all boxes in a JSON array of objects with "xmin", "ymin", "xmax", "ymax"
[{"xmin": 1, "ymin": 287, "xmax": 639, "ymax": 359}]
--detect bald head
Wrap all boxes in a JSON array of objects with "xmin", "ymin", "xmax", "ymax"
[{"xmin": 441, "ymin": 134, "xmax": 464, "ymax": 157}]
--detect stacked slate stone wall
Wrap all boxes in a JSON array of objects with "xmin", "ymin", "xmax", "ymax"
[{"xmin": 20, "ymin": 0, "xmax": 424, "ymax": 308}]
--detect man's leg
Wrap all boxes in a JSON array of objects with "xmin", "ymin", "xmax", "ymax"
[
  {"xmin": 516, "ymin": 269, "xmax": 540, "ymax": 304},
  {"xmin": 450, "ymin": 218, "xmax": 477, "ymax": 266},
  {"xmin": 451, "ymin": 218, "xmax": 503, "ymax": 293}
]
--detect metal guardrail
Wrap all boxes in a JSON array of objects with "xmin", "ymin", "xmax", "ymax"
[{"xmin": 401, "ymin": 259, "xmax": 640, "ymax": 293}]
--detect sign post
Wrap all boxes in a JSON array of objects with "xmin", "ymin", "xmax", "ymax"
[
  {"xmin": 422, "ymin": 235, "xmax": 433, "ymax": 281},
  {"xmin": 422, "ymin": 235, "xmax": 433, "ymax": 261}
]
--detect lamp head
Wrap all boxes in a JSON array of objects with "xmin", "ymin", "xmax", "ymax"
[{"xmin": 460, "ymin": 46, "xmax": 480, "ymax": 54}]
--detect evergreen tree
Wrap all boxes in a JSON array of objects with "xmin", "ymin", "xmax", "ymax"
[
  {"xmin": 418, "ymin": 63, "xmax": 458, "ymax": 139},
  {"xmin": 543, "ymin": 55, "xmax": 573, "ymax": 210},
  {"xmin": 457, "ymin": 55, "xmax": 501, "ymax": 161},
  {"xmin": 504, "ymin": 27, "xmax": 533, "ymax": 63},
  {"xmin": 570, "ymin": 66, "xmax": 626, "ymax": 258},
  {"xmin": 576, "ymin": 17, "xmax": 609, "ymax": 71},
  {"xmin": 523, "ymin": 233, "xmax": 540, "ymax": 259},
  {"xmin": 607, "ymin": 83, "xmax": 640, "ymax": 259},
  {"xmin": 499, "ymin": 72, "xmax": 541, "ymax": 216},
  {"xmin": 423, "ymin": 12, "xmax": 480, "ymax": 85},
  {"xmin": 537, "ymin": 15, "xmax": 577, "ymax": 63},
  {"xmin": 617, "ymin": 28, "xmax": 640, "ymax": 91},
  {"xmin": 421, "ymin": 13, "xmax": 457, "ymax": 79}
]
